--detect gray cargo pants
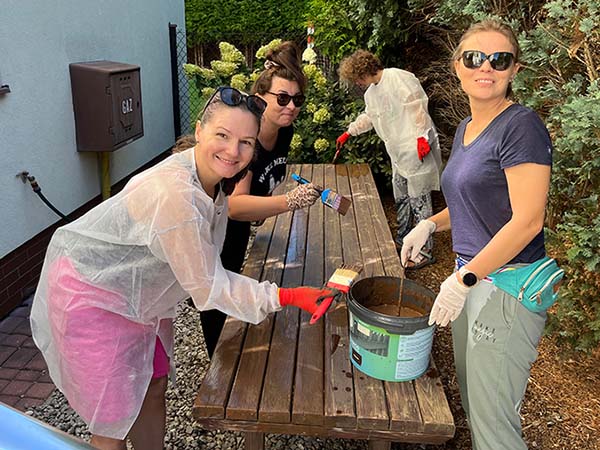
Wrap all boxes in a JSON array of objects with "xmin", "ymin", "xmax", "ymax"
[{"xmin": 451, "ymin": 279, "xmax": 546, "ymax": 450}]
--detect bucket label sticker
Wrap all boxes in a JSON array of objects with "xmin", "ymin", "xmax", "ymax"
[
  {"xmin": 394, "ymin": 327, "xmax": 434, "ymax": 380},
  {"xmin": 350, "ymin": 317, "xmax": 390, "ymax": 357}
]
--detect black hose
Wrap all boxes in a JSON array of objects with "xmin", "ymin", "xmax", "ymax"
[{"xmin": 25, "ymin": 174, "xmax": 70, "ymax": 222}]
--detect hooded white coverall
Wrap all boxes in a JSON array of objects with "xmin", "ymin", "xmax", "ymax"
[
  {"xmin": 348, "ymin": 68, "xmax": 442, "ymax": 249},
  {"xmin": 30, "ymin": 149, "xmax": 281, "ymax": 439}
]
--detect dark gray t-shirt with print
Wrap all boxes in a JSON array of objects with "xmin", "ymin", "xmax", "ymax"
[{"xmin": 441, "ymin": 104, "xmax": 552, "ymax": 264}]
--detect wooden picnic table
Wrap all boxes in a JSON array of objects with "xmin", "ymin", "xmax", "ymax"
[{"xmin": 193, "ymin": 163, "xmax": 455, "ymax": 450}]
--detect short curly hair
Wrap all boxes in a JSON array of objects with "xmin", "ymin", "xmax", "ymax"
[{"xmin": 338, "ymin": 50, "xmax": 384, "ymax": 85}]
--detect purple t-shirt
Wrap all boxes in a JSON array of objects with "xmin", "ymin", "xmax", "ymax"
[{"xmin": 441, "ymin": 104, "xmax": 552, "ymax": 263}]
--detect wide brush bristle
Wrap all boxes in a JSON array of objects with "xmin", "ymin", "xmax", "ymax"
[
  {"xmin": 326, "ymin": 263, "xmax": 363, "ymax": 292},
  {"xmin": 323, "ymin": 190, "xmax": 352, "ymax": 216}
]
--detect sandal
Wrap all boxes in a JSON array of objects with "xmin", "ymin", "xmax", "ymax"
[{"xmin": 405, "ymin": 251, "xmax": 436, "ymax": 271}]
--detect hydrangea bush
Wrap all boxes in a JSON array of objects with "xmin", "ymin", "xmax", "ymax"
[{"xmin": 184, "ymin": 40, "xmax": 392, "ymax": 180}]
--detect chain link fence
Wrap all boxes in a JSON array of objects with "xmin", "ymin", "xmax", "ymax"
[{"xmin": 169, "ymin": 23, "xmax": 203, "ymax": 138}]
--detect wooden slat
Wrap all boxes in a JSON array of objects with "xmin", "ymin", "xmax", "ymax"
[
  {"xmin": 385, "ymin": 380, "xmax": 423, "ymax": 433},
  {"xmin": 356, "ymin": 164, "xmax": 402, "ymax": 278},
  {"xmin": 194, "ymin": 191, "xmax": 279, "ymax": 419},
  {"xmin": 226, "ymin": 165, "xmax": 299, "ymax": 421},
  {"xmin": 292, "ymin": 164, "xmax": 326, "ymax": 426},
  {"xmin": 414, "ymin": 360, "xmax": 455, "ymax": 436},
  {"xmin": 324, "ymin": 164, "xmax": 356, "ymax": 428},
  {"xmin": 195, "ymin": 417, "xmax": 453, "ymax": 444},
  {"xmin": 259, "ymin": 165, "xmax": 312, "ymax": 423},
  {"xmin": 345, "ymin": 164, "xmax": 390, "ymax": 430},
  {"xmin": 193, "ymin": 317, "xmax": 247, "ymax": 418}
]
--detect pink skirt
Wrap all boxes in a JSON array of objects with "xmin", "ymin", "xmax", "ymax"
[{"xmin": 47, "ymin": 257, "xmax": 163, "ymax": 427}]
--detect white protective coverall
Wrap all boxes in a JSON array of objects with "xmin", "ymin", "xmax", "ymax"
[
  {"xmin": 348, "ymin": 68, "xmax": 442, "ymax": 200},
  {"xmin": 30, "ymin": 148, "xmax": 281, "ymax": 439}
]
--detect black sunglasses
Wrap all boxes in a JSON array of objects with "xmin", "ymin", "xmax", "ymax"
[
  {"xmin": 461, "ymin": 50, "xmax": 515, "ymax": 71},
  {"xmin": 203, "ymin": 86, "xmax": 267, "ymax": 117},
  {"xmin": 266, "ymin": 91, "xmax": 306, "ymax": 107}
]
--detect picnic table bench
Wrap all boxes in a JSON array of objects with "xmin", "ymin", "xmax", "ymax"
[{"xmin": 193, "ymin": 163, "xmax": 455, "ymax": 449}]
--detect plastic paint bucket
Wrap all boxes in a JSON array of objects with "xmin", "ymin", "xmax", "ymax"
[{"xmin": 347, "ymin": 277, "xmax": 435, "ymax": 381}]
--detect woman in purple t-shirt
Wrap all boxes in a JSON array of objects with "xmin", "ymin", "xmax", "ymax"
[{"xmin": 401, "ymin": 20, "xmax": 552, "ymax": 450}]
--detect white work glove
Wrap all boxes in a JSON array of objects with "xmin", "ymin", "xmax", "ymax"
[
  {"xmin": 400, "ymin": 219, "xmax": 436, "ymax": 266},
  {"xmin": 285, "ymin": 183, "xmax": 321, "ymax": 211},
  {"xmin": 428, "ymin": 272, "xmax": 471, "ymax": 327}
]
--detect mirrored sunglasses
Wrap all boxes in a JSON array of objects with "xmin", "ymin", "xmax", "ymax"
[
  {"xmin": 203, "ymin": 86, "xmax": 267, "ymax": 117},
  {"xmin": 266, "ymin": 91, "xmax": 306, "ymax": 107},
  {"xmin": 461, "ymin": 50, "xmax": 514, "ymax": 71}
]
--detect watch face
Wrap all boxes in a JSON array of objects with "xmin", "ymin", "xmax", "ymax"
[{"xmin": 463, "ymin": 272, "xmax": 478, "ymax": 287}]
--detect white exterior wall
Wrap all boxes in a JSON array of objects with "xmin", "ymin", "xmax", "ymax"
[{"xmin": 0, "ymin": 0, "xmax": 185, "ymax": 257}]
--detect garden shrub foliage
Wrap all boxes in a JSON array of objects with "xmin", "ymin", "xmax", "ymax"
[{"xmin": 184, "ymin": 0, "xmax": 600, "ymax": 350}]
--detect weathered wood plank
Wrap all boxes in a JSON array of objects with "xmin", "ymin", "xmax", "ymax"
[
  {"xmin": 345, "ymin": 164, "xmax": 390, "ymax": 430},
  {"xmin": 292, "ymin": 164, "xmax": 325, "ymax": 426},
  {"xmin": 195, "ymin": 417, "xmax": 453, "ymax": 444},
  {"xmin": 414, "ymin": 360, "xmax": 455, "ymax": 436},
  {"xmin": 323, "ymin": 164, "xmax": 356, "ymax": 428},
  {"xmin": 193, "ymin": 317, "xmax": 247, "ymax": 419},
  {"xmin": 259, "ymin": 165, "xmax": 312, "ymax": 423},
  {"xmin": 226, "ymin": 165, "xmax": 299, "ymax": 421},
  {"xmin": 194, "ymin": 182, "xmax": 279, "ymax": 420}
]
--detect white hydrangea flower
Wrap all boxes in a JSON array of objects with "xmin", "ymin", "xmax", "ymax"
[
  {"xmin": 313, "ymin": 107, "xmax": 331, "ymax": 124},
  {"xmin": 183, "ymin": 63, "xmax": 202, "ymax": 78},
  {"xmin": 201, "ymin": 87, "xmax": 216, "ymax": 98},
  {"xmin": 302, "ymin": 48, "xmax": 317, "ymax": 64},
  {"xmin": 314, "ymin": 138, "xmax": 329, "ymax": 152},
  {"xmin": 255, "ymin": 39, "xmax": 282, "ymax": 60},
  {"xmin": 230, "ymin": 73, "xmax": 249, "ymax": 91},
  {"xmin": 210, "ymin": 60, "xmax": 238, "ymax": 77},
  {"xmin": 219, "ymin": 42, "xmax": 245, "ymax": 64},
  {"xmin": 290, "ymin": 134, "xmax": 303, "ymax": 151}
]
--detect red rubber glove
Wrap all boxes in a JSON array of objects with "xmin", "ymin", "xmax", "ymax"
[
  {"xmin": 279, "ymin": 287, "xmax": 338, "ymax": 315},
  {"xmin": 333, "ymin": 132, "xmax": 351, "ymax": 163},
  {"xmin": 417, "ymin": 136, "xmax": 431, "ymax": 161}
]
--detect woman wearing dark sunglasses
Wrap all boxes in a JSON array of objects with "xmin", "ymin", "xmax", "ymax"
[
  {"xmin": 401, "ymin": 20, "xmax": 552, "ymax": 450},
  {"xmin": 30, "ymin": 87, "xmax": 337, "ymax": 450},
  {"xmin": 337, "ymin": 50, "xmax": 442, "ymax": 270},
  {"xmin": 199, "ymin": 42, "xmax": 320, "ymax": 359}
]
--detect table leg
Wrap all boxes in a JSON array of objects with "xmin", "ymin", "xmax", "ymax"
[
  {"xmin": 245, "ymin": 432, "xmax": 265, "ymax": 450},
  {"xmin": 368, "ymin": 440, "xmax": 391, "ymax": 450}
]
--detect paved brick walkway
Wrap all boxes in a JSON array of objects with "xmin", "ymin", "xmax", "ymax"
[{"xmin": 0, "ymin": 296, "xmax": 55, "ymax": 411}]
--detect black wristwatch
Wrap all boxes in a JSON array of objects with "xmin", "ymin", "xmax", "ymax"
[{"xmin": 459, "ymin": 267, "xmax": 478, "ymax": 287}]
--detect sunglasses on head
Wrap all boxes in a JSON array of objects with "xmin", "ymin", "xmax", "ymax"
[
  {"xmin": 461, "ymin": 50, "xmax": 515, "ymax": 71},
  {"xmin": 266, "ymin": 91, "xmax": 306, "ymax": 107},
  {"xmin": 203, "ymin": 86, "xmax": 267, "ymax": 117}
]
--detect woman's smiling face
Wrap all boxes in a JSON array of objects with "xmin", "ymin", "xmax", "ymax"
[
  {"xmin": 454, "ymin": 31, "xmax": 520, "ymax": 103},
  {"xmin": 195, "ymin": 105, "xmax": 258, "ymax": 185}
]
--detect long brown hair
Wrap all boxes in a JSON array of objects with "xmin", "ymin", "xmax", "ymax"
[{"xmin": 252, "ymin": 41, "xmax": 307, "ymax": 95}]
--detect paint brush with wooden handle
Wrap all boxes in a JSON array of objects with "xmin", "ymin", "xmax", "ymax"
[{"xmin": 310, "ymin": 263, "xmax": 363, "ymax": 324}]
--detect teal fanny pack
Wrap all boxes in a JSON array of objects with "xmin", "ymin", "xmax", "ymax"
[{"xmin": 488, "ymin": 256, "xmax": 564, "ymax": 313}]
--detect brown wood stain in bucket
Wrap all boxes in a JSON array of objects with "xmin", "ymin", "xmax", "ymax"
[{"xmin": 369, "ymin": 303, "xmax": 424, "ymax": 318}]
